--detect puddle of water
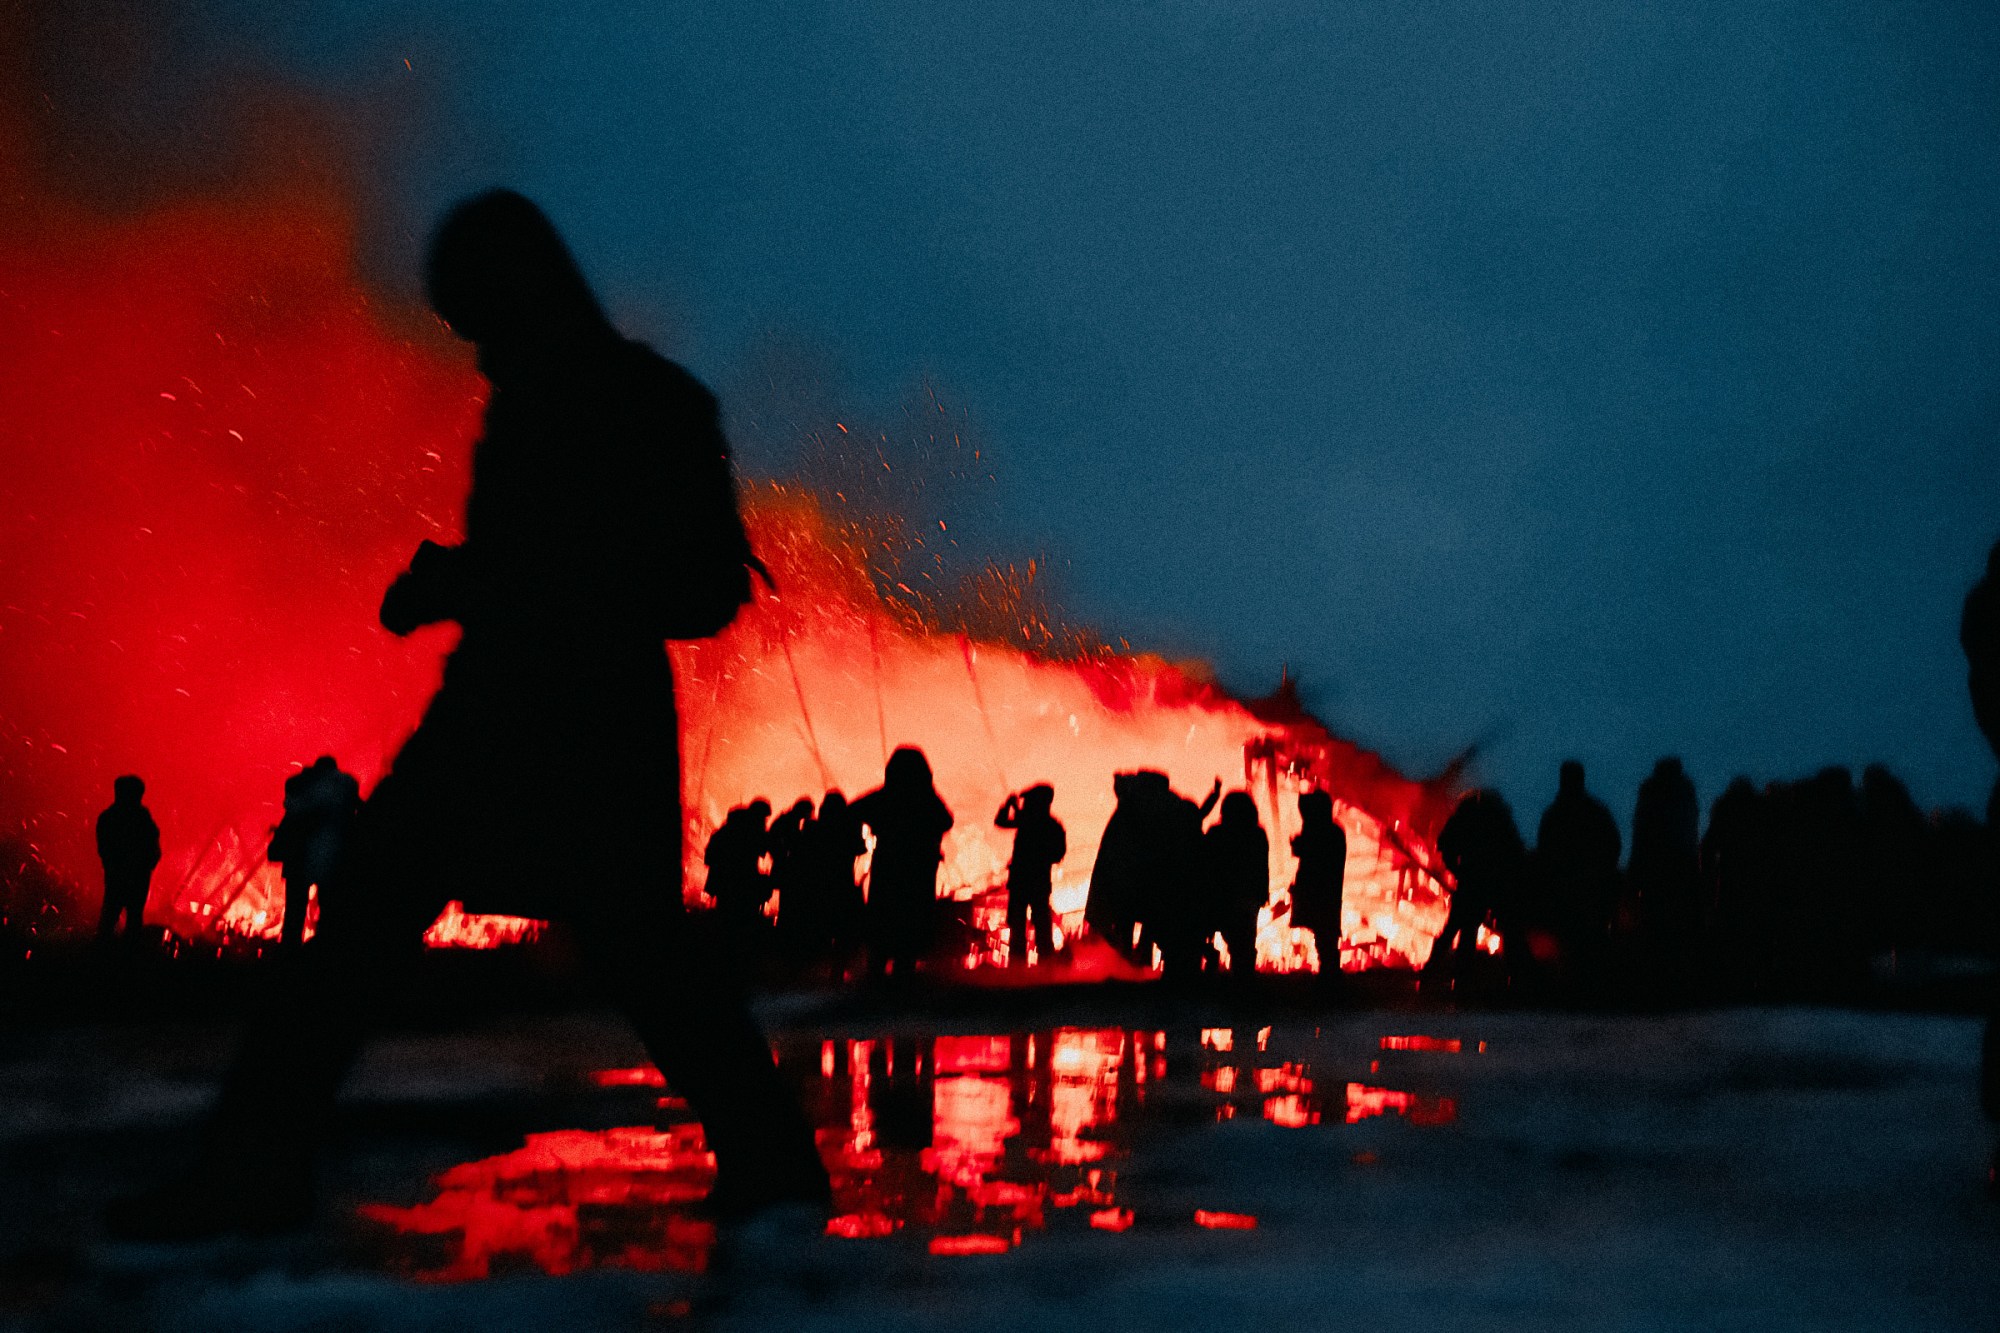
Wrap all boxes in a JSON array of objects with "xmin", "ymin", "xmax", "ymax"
[{"xmin": 357, "ymin": 1025, "xmax": 1465, "ymax": 1281}]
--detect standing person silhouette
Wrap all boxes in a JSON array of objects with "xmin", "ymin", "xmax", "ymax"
[
  {"xmin": 851, "ymin": 747, "xmax": 953, "ymax": 978},
  {"xmin": 796, "ymin": 791, "xmax": 865, "ymax": 973},
  {"xmin": 703, "ymin": 799, "xmax": 774, "ymax": 969},
  {"xmin": 1534, "ymin": 760, "xmax": 1621, "ymax": 981},
  {"xmin": 994, "ymin": 784, "xmax": 1065, "ymax": 968},
  {"xmin": 94, "ymin": 775, "xmax": 159, "ymax": 944},
  {"xmin": 1204, "ymin": 791, "xmax": 1269, "ymax": 974},
  {"xmin": 1630, "ymin": 757, "xmax": 1703, "ymax": 988},
  {"xmin": 109, "ymin": 190, "xmax": 827, "ymax": 1239},
  {"xmin": 266, "ymin": 756, "xmax": 362, "ymax": 950},
  {"xmin": 1287, "ymin": 791, "xmax": 1346, "ymax": 974},
  {"xmin": 1425, "ymin": 789, "xmax": 1526, "ymax": 983}
]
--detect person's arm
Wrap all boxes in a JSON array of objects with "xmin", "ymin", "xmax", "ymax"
[
  {"xmin": 995, "ymin": 796, "xmax": 1020, "ymax": 829},
  {"xmin": 1197, "ymin": 779, "xmax": 1222, "ymax": 822}
]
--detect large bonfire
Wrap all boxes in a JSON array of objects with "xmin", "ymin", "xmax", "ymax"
[{"xmin": 0, "ymin": 123, "xmax": 1462, "ymax": 970}]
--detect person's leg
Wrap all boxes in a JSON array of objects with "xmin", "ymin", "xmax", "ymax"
[
  {"xmin": 96, "ymin": 876, "xmax": 119, "ymax": 941},
  {"xmin": 280, "ymin": 875, "xmax": 307, "ymax": 949},
  {"xmin": 1007, "ymin": 887, "xmax": 1029, "ymax": 967},
  {"xmin": 575, "ymin": 892, "xmax": 830, "ymax": 1217},
  {"xmin": 107, "ymin": 776, "xmax": 448, "ymax": 1238},
  {"xmin": 1031, "ymin": 892, "xmax": 1054, "ymax": 960}
]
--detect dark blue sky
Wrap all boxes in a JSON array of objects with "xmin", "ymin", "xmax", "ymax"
[{"xmin": 182, "ymin": 1, "xmax": 2000, "ymax": 821}]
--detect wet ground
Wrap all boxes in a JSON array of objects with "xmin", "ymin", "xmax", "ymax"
[{"xmin": 0, "ymin": 991, "xmax": 1994, "ymax": 1331}]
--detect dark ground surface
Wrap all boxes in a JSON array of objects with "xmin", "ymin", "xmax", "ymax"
[{"xmin": 0, "ymin": 951, "xmax": 1994, "ymax": 1331}]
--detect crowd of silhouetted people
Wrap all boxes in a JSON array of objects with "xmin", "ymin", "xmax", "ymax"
[
  {"xmin": 1421, "ymin": 756, "xmax": 2000, "ymax": 1005},
  {"xmin": 15, "ymin": 185, "xmax": 1982, "ymax": 1240},
  {"xmin": 700, "ymin": 759, "xmax": 1357, "ymax": 985}
]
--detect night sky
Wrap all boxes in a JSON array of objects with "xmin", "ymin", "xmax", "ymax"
[{"xmin": 34, "ymin": 0, "xmax": 2000, "ymax": 827}]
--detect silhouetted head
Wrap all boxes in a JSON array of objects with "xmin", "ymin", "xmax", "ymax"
[
  {"xmin": 425, "ymin": 190, "xmax": 609, "ymax": 351},
  {"xmin": 885, "ymin": 746, "xmax": 934, "ymax": 792},
  {"xmin": 1022, "ymin": 784, "xmax": 1054, "ymax": 812},
  {"xmin": 1298, "ymin": 790, "xmax": 1334, "ymax": 826},
  {"xmin": 1652, "ymin": 757, "xmax": 1683, "ymax": 779},
  {"xmin": 1987, "ymin": 538, "xmax": 2000, "ymax": 578},
  {"xmin": 1220, "ymin": 790, "xmax": 1258, "ymax": 827},
  {"xmin": 746, "ymin": 799, "xmax": 772, "ymax": 826},
  {"xmin": 821, "ymin": 791, "xmax": 848, "ymax": 818},
  {"xmin": 786, "ymin": 797, "xmax": 814, "ymax": 820},
  {"xmin": 1559, "ymin": 760, "xmax": 1585, "ymax": 794},
  {"xmin": 112, "ymin": 774, "xmax": 144, "ymax": 803},
  {"xmin": 310, "ymin": 755, "xmax": 340, "ymax": 775}
]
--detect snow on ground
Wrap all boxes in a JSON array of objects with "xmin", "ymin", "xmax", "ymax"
[{"xmin": 0, "ymin": 998, "xmax": 1993, "ymax": 1331}]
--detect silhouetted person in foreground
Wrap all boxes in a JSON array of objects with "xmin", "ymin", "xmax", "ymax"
[
  {"xmin": 95, "ymin": 775, "xmax": 160, "ymax": 944},
  {"xmin": 1534, "ymin": 760, "xmax": 1621, "ymax": 981},
  {"xmin": 704, "ymin": 799, "xmax": 774, "ymax": 964},
  {"xmin": 1287, "ymin": 791, "xmax": 1346, "ymax": 974},
  {"xmin": 266, "ymin": 757, "xmax": 361, "ymax": 950},
  {"xmin": 995, "ymin": 785, "xmax": 1065, "ymax": 968},
  {"xmin": 1425, "ymin": 789, "xmax": 1526, "ymax": 983},
  {"xmin": 1204, "ymin": 791, "xmax": 1269, "ymax": 974},
  {"xmin": 1961, "ymin": 539, "xmax": 2000, "ymax": 1192},
  {"xmin": 1629, "ymin": 757, "xmax": 1702, "ymax": 979},
  {"xmin": 852, "ymin": 747, "xmax": 953, "ymax": 977},
  {"xmin": 109, "ymin": 191, "xmax": 826, "ymax": 1240}
]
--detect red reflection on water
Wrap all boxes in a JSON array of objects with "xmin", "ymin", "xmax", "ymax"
[
  {"xmin": 1378, "ymin": 1035, "xmax": 1462, "ymax": 1053},
  {"xmin": 1193, "ymin": 1210, "xmax": 1258, "ymax": 1230},
  {"xmin": 1254, "ymin": 1063, "xmax": 1312, "ymax": 1095},
  {"xmin": 591, "ymin": 1066, "xmax": 667, "ymax": 1088},
  {"xmin": 1043, "ymin": 1028, "xmax": 1124, "ymax": 1166},
  {"xmin": 361, "ymin": 1025, "xmax": 1467, "ymax": 1279},
  {"xmin": 356, "ymin": 1127, "xmax": 716, "ymax": 1281},
  {"xmin": 1343, "ymin": 1084, "xmax": 1458, "ymax": 1126},
  {"xmin": 1263, "ymin": 1094, "xmax": 1320, "ymax": 1128},
  {"xmin": 929, "ymin": 1233, "xmax": 1013, "ymax": 1255}
]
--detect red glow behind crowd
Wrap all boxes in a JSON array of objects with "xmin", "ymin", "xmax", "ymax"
[{"xmin": 0, "ymin": 131, "xmax": 1461, "ymax": 969}]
